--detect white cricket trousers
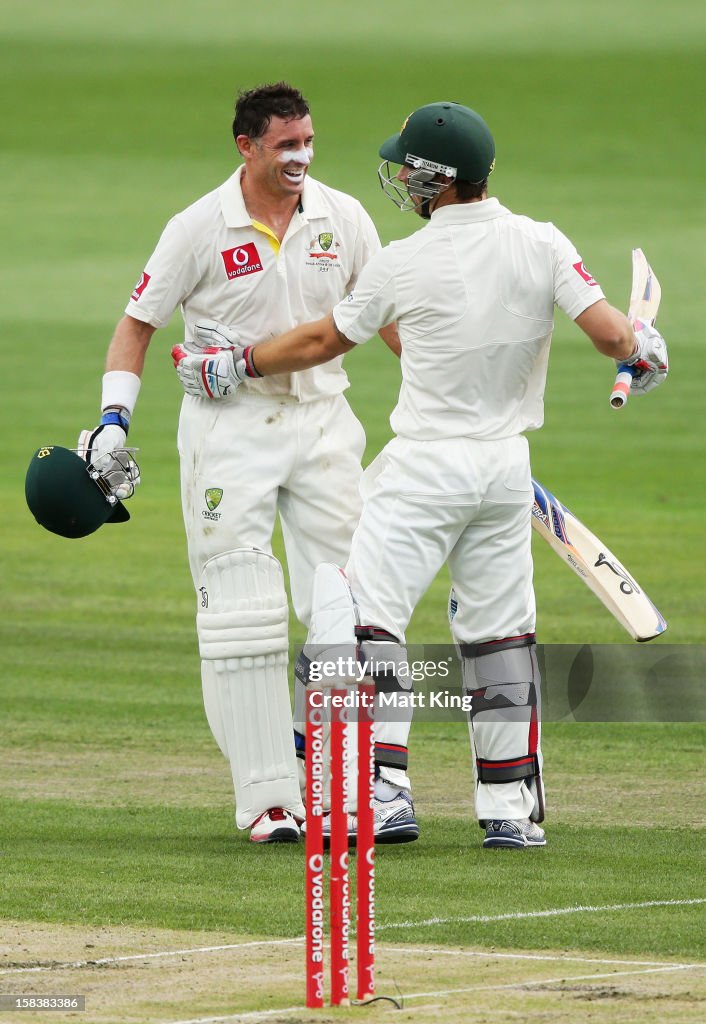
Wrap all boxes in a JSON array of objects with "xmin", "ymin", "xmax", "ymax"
[
  {"xmin": 177, "ymin": 390, "xmax": 365, "ymax": 826},
  {"xmin": 346, "ymin": 433, "xmax": 539, "ymax": 821},
  {"xmin": 177, "ymin": 391, "xmax": 365, "ymax": 616}
]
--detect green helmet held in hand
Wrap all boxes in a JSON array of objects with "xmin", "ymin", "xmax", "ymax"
[{"xmin": 25, "ymin": 445, "xmax": 134, "ymax": 539}]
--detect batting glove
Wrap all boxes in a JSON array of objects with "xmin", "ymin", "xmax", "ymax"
[
  {"xmin": 171, "ymin": 320, "xmax": 262, "ymax": 400},
  {"xmin": 619, "ymin": 321, "xmax": 669, "ymax": 396}
]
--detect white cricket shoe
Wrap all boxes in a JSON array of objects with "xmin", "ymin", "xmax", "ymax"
[
  {"xmin": 373, "ymin": 791, "xmax": 419, "ymax": 844},
  {"xmin": 249, "ymin": 808, "xmax": 301, "ymax": 844},
  {"xmin": 483, "ymin": 818, "xmax": 546, "ymax": 849},
  {"xmin": 301, "ymin": 812, "xmax": 357, "ymax": 847},
  {"xmin": 302, "ymin": 793, "xmax": 419, "ymax": 846}
]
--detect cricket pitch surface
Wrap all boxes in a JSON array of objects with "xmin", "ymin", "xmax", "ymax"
[{"xmin": 1, "ymin": 921, "xmax": 704, "ymax": 1024}]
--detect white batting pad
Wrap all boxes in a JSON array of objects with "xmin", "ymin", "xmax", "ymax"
[
  {"xmin": 305, "ymin": 563, "xmax": 359, "ymax": 810},
  {"xmin": 464, "ymin": 643, "xmax": 544, "ymax": 823},
  {"xmin": 197, "ymin": 548, "xmax": 304, "ymax": 829},
  {"xmin": 308, "ymin": 562, "xmax": 358, "ymax": 653}
]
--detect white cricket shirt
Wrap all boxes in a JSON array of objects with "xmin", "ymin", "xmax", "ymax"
[
  {"xmin": 333, "ymin": 198, "xmax": 605, "ymax": 440},
  {"xmin": 125, "ymin": 167, "xmax": 381, "ymax": 401}
]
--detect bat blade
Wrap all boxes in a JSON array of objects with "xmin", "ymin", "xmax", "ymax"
[
  {"xmin": 610, "ymin": 248, "xmax": 662, "ymax": 409},
  {"xmin": 628, "ymin": 246, "xmax": 661, "ymax": 325},
  {"xmin": 531, "ymin": 478, "xmax": 667, "ymax": 641}
]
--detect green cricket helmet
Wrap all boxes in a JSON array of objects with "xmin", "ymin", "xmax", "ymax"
[
  {"xmin": 25, "ymin": 445, "xmax": 131, "ymax": 539},
  {"xmin": 378, "ymin": 101, "xmax": 495, "ymax": 210}
]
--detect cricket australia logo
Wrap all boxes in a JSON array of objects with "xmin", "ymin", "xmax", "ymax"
[
  {"xmin": 202, "ymin": 488, "xmax": 223, "ymax": 521},
  {"xmin": 306, "ymin": 232, "xmax": 340, "ymax": 269}
]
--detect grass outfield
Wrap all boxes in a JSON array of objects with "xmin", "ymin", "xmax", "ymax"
[{"xmin": 1, "ymin": 2, "xmax": 705, "ymax": 1020}]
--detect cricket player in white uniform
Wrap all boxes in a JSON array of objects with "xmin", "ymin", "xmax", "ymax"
[
  {"xmin": 78, "ymin": 83, "xmax": 399, "ymax": 844},
  {"xmin": 173, "ymin": 101, "xmax": 668, "ymax": 848}
]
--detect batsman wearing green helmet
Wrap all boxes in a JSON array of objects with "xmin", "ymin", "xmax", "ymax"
[{"xmin": 168, "ymin": 101, "xmax": 669, "ymax": 849}]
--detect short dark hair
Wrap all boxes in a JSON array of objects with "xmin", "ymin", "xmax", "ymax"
[
  {"xmin": 454, "ymin": 178, "xmax": 488, "ymax": 200},
  {"xmin": 232, "ymin": 82, "xmax": 310, "ymax": 142}
]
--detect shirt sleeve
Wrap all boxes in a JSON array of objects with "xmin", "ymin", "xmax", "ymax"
[
  {"xmin": 124, "ymin": 216, "xmax": 201, "ymax": 328},
  {"xmin": 552, "ymin": 225, "xmax": 606, "ymax": 320},
  {"xmin": 333, "ymin": 247, "xmax": 397, "ymax": 345}
]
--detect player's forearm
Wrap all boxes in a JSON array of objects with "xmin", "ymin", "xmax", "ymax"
[
  {"xmin": 251, "ymin": 315, "xmax": 354, "ymax": 376},
  {"xmin": 574, "ymin": 300, "xmax": 636, "ymax": 361},
  {"xmin": 105, "ymin": 315, "xmax": 157, "ymax": 377},
  {"xmin": 100, "ymin": 315, "xmax": 156, "ymax": 417}
]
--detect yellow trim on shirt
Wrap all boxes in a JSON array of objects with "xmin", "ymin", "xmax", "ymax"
[{"xmin": 251, "ymin": 219, "xmax": 280, "ymax": 255}]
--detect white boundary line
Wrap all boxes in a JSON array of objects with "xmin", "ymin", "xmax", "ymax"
[
  {"xmin": 163, "ymin": 962, "xmax": 706, "ymax": 1024},
  {"xmin": 2, "ymin": 898, "xmax": 704, "ymax": 977},
  {"xmin": 377, "ymin": 897, "xmax": 706, "ymax": 931},
  {"xmin": 381, "ymin": 944, "xmax": 699, "ymax": 968},
  {"xmin": 165, "ymin": 1010, "xmax": 304, "ymax": 1024},
  {"xmin": 1, "ymin": 903, "xmax": 703, "ymax": 1024},
  {"xmin": 401, "ymin": 961, "xmax": 705, "ymax": 1000},
  {"xmin": 3, "ymin": 936, "xmax": 695, "ymax": 978},
  {"xmin": 0, "ymin": 938, "xmax": 301, "ymax": 977}
]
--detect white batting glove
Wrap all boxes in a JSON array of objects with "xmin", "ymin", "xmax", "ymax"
[
  {"xmin": 77, "ymin": 411, "xmax": 141, "ymax": 499},
  {"xmin": 193, "ymin": 319, "xmax": 240, "ymax": 350},
  {"xmin": 619, "ymin": 322, "xmax": 669, "ymax": 396},
  {"xmin": 171, "ymin": 320, "xmax": 262, "ymax": 400}
]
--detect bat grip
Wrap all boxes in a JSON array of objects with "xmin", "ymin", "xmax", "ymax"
[{"xmin": 610, "ymin": 363, "xmax": 635, "ymax": 409}]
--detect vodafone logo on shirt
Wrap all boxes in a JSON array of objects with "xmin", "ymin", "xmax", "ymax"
[
  {"xmin": 221, "ymin": 243, "xmax": 263, "ymax": 280},
  {"xmin": 573, "ymin": 261, "xmax": 599, "ymax": 287}
]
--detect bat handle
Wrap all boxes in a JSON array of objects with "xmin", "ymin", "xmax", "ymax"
[{"xmin": 610, "ymin": 363, "xmax": 634, "ymax": 409}]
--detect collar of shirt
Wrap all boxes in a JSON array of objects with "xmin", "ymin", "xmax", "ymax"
[
  {"xmin": 219, "ymin": 166, "xmax": 330, "ymax": 228},
  {"xmin": 429, "ymin": 196, "xmax": 509, "ymax": 226}
]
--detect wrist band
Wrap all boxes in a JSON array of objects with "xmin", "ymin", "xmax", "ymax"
[
  {"xmin": 243, "ymin": 346, "xmax": 263, "ymax": 378},
  {"xmin": 101, "ymin": 370, "xmax": 141, "ymax": 416},
  {"xmin": 100, "ymin": 409, "xmax": 130, "ymax": 433}
]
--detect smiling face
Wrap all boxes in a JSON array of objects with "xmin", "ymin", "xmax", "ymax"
[{"xmin": 237, "ymin": 114, "xmax": 314, "ymax": 201}]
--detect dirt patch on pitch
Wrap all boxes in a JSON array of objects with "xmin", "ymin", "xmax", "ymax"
[
  {"xmin": 0, "ymin": 748, "xmax": 232, "ymax": 808},
  {"xmin": 1, "ymin": 921, "xmax": 704, "ymax": 1024}
]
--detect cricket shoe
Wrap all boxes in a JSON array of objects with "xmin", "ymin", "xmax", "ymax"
[
  {"xmin": 373, "ymin": 791, "xmax": 419, "ymax": 845},
  {"xmin": 482, "ymin": 818, "xmax": 546, "ymax": 849},
  {"xmin": 249, "ymin": 808, "xmax": 301, "ymax": 844},
  {"xmin": 302, "ymin": 813, "xmax": 357, "ymax": 848}
]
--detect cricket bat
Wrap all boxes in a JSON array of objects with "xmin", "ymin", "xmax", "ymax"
[
  {"xmin": 610, "ymin": 248, "xmax": 662, "ymax": 408},
  {"xmin": 531, "ymin": 478, "xmax": 667, "ymax": 641}
]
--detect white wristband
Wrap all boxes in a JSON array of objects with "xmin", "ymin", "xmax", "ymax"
[{"xmin": 101, "ymin": 371, "xmax": 142, "ymax": 416}]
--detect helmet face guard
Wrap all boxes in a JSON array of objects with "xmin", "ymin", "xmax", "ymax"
[
  {"xmin": 378, "ymin": 154, "xmax": 456, "ymax": 212},
  {"xmin": 88, "ymin": 448, "xmax": 140, "ymax": 503}
]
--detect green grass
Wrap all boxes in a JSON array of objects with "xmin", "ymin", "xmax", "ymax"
[
  {"xmin": 1, "ymin": 0, "xmax": 704, "ymax": 995},
  {"xmin": 2, "ymin": 801, "xmax": 703, "ymax": 960}
]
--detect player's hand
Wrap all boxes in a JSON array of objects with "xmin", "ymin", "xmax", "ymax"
[
  {"xmin": 76, "ymin": 412, "xmax": 141, "ymax": 499},
  {"xmin": 171, "ymin": 344, "xmax": 248, "ymax": 399},
  {"xmin": 619, "ymin": 322, "xmax": 668, "ymax": 395},
  {"xmin": 193, "ymin": 319, "xmax": 240, "ymax": 350},
  {"xmin": 172, "ymin": 320, "xmax": 261, "ymax": 399}
]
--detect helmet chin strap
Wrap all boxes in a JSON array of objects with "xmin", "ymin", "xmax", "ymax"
[{"xmin": 419, "ymin": 181, "xmax": 448, "ymax": 219}]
